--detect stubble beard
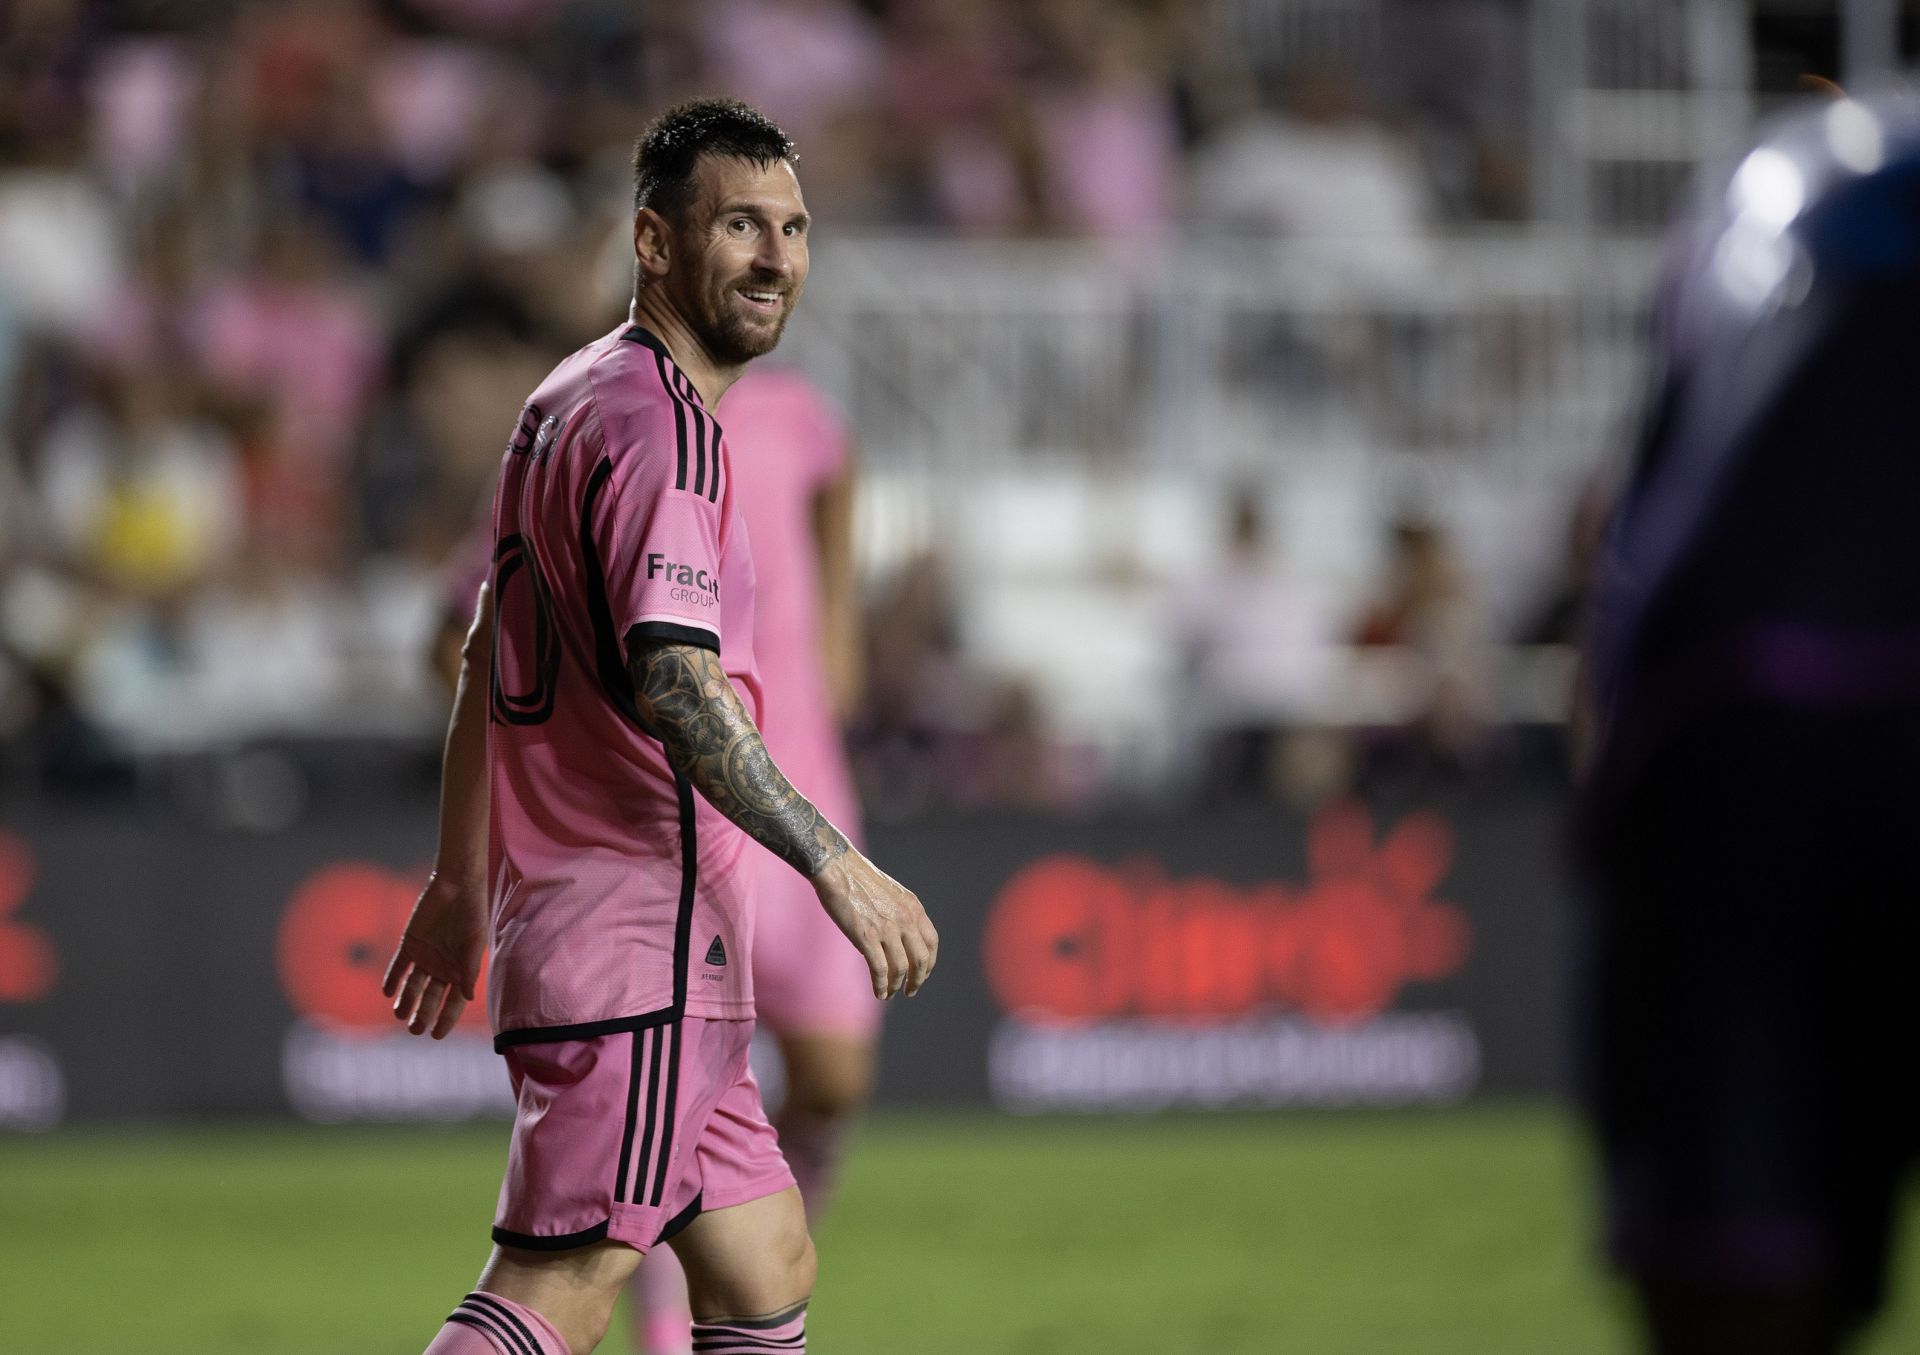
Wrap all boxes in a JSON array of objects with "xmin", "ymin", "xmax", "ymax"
[{"xmin": 697, "ymin": 275, "xmax": 794, "ymax": 367}]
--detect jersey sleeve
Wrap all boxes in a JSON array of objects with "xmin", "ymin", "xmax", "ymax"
[{"xmin": 593, "ymin": 439, "xmax": 728, "ymax": 661}]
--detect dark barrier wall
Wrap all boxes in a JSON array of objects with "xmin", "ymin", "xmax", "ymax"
[{"xmin": 0, "ymin": 791, "xmax": 1571, "ymax": 1126}]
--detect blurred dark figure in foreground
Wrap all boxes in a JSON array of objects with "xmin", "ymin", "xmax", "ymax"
[{"xmin": 1578, "ymin": 89, "xmax": 1920, "ymax": 1355}]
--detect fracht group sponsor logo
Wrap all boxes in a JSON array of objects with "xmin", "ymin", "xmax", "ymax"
[
  {"xmin": 275, "ymin": 864, "xmax": 511, "ymax": 1122},
  {"xmin": 982, "ymin": 803, "xmax": 1479, "ymax": 1110}
]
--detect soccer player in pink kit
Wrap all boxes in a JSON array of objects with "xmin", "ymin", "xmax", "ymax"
[
  {"xmin": 624, "ymin": 368, "xmax": 878, "ymax": 1354},
  {"xmin": 382, "ymin": 99, "xmax": 938, "ymax": 1355}
]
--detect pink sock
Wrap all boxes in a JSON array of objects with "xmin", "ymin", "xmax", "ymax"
[
  {"xmin": 689, "ymin": 1303, "xmax": 805, "ymax": 1353},
  {"xmin": 776, "ymin": 1110, "xmax": 851, "ymax": 1222},
  {"xmin": 629, "ymin": 1243, "xmax": 693, "ymax": 1354},
  {"xmin": 426, "ymin": 1291, "xmax": 570, "ymax": 1355}
]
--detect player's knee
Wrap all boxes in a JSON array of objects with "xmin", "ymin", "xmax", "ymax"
[
  {"xmin": 790, "ymin": 1226, "xmax": 818, "ymax": 1297},
  {"xmin": 762, "ymin": 1204, "xmax": 817, "ymax": 1304}
]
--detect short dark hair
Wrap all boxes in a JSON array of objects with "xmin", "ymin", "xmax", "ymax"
[{"xmin": 631, "ymin": 98, "xmax": 797, "ymax": 221}]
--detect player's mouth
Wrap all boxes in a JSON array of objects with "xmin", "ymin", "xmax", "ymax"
[{"xmin": 735, "ymin": 287, "xmax": 786, "ymax": 316}]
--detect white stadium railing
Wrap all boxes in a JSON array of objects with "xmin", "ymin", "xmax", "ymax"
[{"xmin": 788, "ymin": 235, "xmax": 1661, "ymax": 478}]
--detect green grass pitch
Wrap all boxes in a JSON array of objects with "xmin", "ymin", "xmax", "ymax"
[{"xmin": 2, "ymin": 1106, "xmax": 1915, "ymax": 1354}]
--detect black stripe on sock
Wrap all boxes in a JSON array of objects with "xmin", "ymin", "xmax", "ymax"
[
  {"xmin": 631, "ymin": 1024, "xmax": 664, "ymax": 1204},
  {"xmin": 452, "ymin": 1304, "xmax": 536, "ymax": 1355},
  {"xmin": 691, "ymin": 1325, "xmax": 807, "ymax": 1343},
  {"xmin": 447, "ymin": 1311, "xmax": 521, "ymax": 1355},
  {"xmin": 613, "ymin": 1025, "xmax": 647, "ymax": 1204},
  {"xmin": 650, "ymin": 1019, "xmax": 684, "ymax": 1206},
  {"xmin": 462, "ymin": 1294, "xmax": 545, "ymax": 1355},
  {"xmin": 721, "ymin": 1303, "xmax": 810, "ymax": 1331}
]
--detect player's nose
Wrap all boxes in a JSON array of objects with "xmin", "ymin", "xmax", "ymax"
[{"xmin": 752, "ymin": 233, "xmax": 795, "ymax": 281}]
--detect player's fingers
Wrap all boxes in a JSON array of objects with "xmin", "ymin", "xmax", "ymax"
[
  {"xmin": 430, "ymin": 990, "xmax": 469, "ymax": 1040},
  {"xmin": 902, "ymin": 927, "xmax": 933, "ymax": 997},
  {"xmin": 879, "ymin": 930, "xmax": 910, "ymax": 1000},
  {"xmin": 381, "ymin": 948, "xmax": 411, "ymax": 998},
  {"xmin": 410, "ymin": 978, "xmax": 448, "ymax": 1035},
  {"xmin": 393, "ymin": 967, "xmax": 431, "ymax": 1025},
  {"xmin": 861, "ymin": 935, "xmax": 890, "ymax": 1001}
]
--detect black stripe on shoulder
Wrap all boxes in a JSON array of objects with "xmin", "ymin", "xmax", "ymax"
[
  {"xmin": 689, "ymin": 399, "xmax": 709, "ymax": 498},
  {"xmin": 493, "ymin": 1006, "xmax": 676, "ymax": 1051},
  {"xmin": 490, "ymin": 1219, "xmax": 612, "ymax": 1251},
  {"xmin": 654, "ymin": 352, "xmax": 691, "ymax": 491},
  {"xmin": 668, "ymin": 360, "xmax": 706, "ymax": 409},
  {"xmin": 625, "ymin": 620, "xmax": 719, "ymax": 653}
]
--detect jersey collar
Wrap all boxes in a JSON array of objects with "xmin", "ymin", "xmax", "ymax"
[{"xmin": 619, "ymin": 324, "xmax": 706, "ymax": 407}]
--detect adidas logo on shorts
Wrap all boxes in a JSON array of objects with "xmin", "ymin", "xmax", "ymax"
[{"xmin": 704, "ymin": 936, "xmax": 727, "ymax": 967}]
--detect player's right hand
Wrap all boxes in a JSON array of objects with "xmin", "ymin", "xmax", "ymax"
[
  {"xmin": 382, "ymin": 871, "xmax": 487, "ymax": 1039},
  {"xmin": 810, "ymin": 850, "xmax": 938, "ymax": 1000}
]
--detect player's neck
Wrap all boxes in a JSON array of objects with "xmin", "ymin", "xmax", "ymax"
[{"xmin": 626, "ymin": 296, "xmax": 744, "ymax": 407}]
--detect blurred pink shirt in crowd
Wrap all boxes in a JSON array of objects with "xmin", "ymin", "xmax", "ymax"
[
  {"xmin": 193, "ymin": 278, "xmax": 381, "ymax": 471},
  {"xmin": 487, "ymin": 324, "xmax": 763, "ymax": 1044},
  {"xmin": 1038, "ymin": 82, "xmax": 1179, "ymax": 241},
  {"xmin": 699, "ymin": 0, "xmax": 883, "ymax": 139}
]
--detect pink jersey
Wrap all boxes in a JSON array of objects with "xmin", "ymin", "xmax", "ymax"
[
  {"xmin": 716, "ymin": 367, "xmax": 860, "ymax": 836},
  {"xmin": 486, "ymin": 324, "xmax": 762, "ymax": 1044}
]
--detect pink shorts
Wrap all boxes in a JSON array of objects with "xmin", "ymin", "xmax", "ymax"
[
  {"xmin": 750, "ymin": 852, "xmax": 884, "ymax": 1039},
  {"xmin": 491, "ymin": 1017, "xmax": 794, "ymax": 1253}
]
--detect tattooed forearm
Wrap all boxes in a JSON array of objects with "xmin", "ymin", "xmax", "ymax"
[{"xmin": 631, "ymin": 640, "xmax": 851, "ymax": 877}]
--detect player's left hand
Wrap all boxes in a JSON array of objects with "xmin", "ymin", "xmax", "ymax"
[{"xmin": 382, "ymin": 871, "xmax": 487, "ymax": 1038}]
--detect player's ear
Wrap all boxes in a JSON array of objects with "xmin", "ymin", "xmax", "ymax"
[{"xmin": 633, "ymin": 208, "xmax": 671, "ymax": 285}]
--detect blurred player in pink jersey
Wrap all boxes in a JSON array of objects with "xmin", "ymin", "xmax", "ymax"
[
  {"xmin": 623, "ymin": 365, "xmax": 877, "ymax": 1355},
  {"xmin": 384, "ymin": 99, "xmax": 937, "ymax": 1355}
]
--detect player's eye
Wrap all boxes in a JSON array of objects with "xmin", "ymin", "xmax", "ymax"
[{"xmin": 728, "ymin": 218, "xmax": 755, "ymax": 236}]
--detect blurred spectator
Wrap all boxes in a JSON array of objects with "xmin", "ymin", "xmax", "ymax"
[
  {"xmin": 1191, "ymin": 63, "xmax": 1434, "ymax": 276},
  {"xmin": 34, "ymin": 363, "xmax": 243, "ymax": 600},
  {"xmin": 882, "ymin": 0, "xmax": 1039, "ymax": 233},
  {"xmin": 1352, "ymin": 516, "xmax": 1496, "ymax": 778},
  {"xmin": 1180, "ymin": 489, "xmax": 1336, "ymax": 804},
  {"xmin": 853, "ymin": 549, "xmax": 1082, "ymax": 814},
  {"xmin": 0, "ymin": 112, "xmax": 121, "ymax": 340},
  {"xmin": 190, "ymin": 212, "xmax": 381, "ymax": 560},
  {"xmin": 697, "ymin": 0, "xmax": 883, "ymax": 142},
  {"xmin": 1380, "ymin": 0, "xmax": 1529, "ymax": 220},
  {"xmin": 1030, "ymin": 0, "xmax": 1181, "ymax": 240}
]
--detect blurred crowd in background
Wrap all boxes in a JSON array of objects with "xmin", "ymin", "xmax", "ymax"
[{"xmin": 0, "ymin": 0, "xmax": 1588, "ymax": 815}]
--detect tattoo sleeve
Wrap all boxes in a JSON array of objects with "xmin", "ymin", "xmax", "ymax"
[{"xmin": 630, "ymin": 639, "xmax": 851, "ymax": 877}]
